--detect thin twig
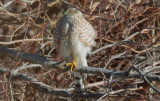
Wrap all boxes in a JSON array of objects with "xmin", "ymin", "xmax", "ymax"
[
  {"xmin": 131, "ymin": 66, "xmax": 160, "ymax": 94},
  {"xmin": 0, "ymin": 38, "xmax": 52, "ymax": 45}
]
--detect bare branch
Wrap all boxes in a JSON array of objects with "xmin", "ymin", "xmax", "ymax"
[
  {"xmin": 0, "ymin": 67, "xmax": 104, "ymax": 98},
  {"xmin": 131, "ymin": 66, "xmax": 160, "ymax": 94},
  {"xmin": 0, "ymin": 46, "xmax": 160, "ymax": 82}
]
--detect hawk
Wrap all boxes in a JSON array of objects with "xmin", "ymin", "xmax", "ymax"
[{"xmin": 54, "ymin": 7, "xmax": 97, "ymax": 92}]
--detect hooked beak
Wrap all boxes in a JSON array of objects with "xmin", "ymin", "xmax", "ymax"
[{"xmin": 64, "ymin": 10, "xmax": 68, "ymax": 15}]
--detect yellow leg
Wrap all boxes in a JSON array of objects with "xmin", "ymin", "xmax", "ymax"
[{"xmin": 66, "ymin": 60, "xmax": 77, "ymax": 72}]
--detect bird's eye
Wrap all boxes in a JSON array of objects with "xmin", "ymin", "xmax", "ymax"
[{"xmin": 69, "ymin": 10, "xmax": 73, "ymax": 13}]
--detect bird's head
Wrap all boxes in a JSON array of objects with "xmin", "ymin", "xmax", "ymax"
[{"xmin": 64, "ymin": 7, "xmax": 83, "ymax": 17}]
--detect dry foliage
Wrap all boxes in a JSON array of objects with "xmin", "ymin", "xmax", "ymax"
[{"xmin": 0, "ymin": 0, "xmax": 160, "ymax": 100}]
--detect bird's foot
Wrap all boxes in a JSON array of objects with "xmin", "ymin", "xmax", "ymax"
[{"xmin": 66, "ymin": 60, "xmax": 77, "ymax": 72}]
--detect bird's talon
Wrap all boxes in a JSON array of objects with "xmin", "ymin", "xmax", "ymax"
[{"xmin": 66, "ymin": 60, "xmax": 77, "ymax": 72}]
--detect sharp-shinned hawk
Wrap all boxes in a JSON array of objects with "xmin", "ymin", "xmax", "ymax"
[{"xmin": 54, "ymin": 7, "xmax": 97, "ymax": 92}]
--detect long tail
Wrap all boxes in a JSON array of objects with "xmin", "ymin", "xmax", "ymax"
[
  {"xmin": 74, "ymin": 72, "xmax": 85, "ymax": 93},
  {"xmin": 73, "ymin": 54, "xmax": 88, "ymax": 93}
]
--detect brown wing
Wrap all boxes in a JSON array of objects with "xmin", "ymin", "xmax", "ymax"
[{"xmin": 53, "ymin": 16, "xmax": 69, "ymax": 48}]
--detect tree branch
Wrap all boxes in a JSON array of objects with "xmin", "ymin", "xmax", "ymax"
[
  {"xmin": 0, "ymin": 67, "xmax": 104, "ymax": 98},
  {"xmin": 0, "ymin": 46, "xmax": 160, "ymax": 82}
]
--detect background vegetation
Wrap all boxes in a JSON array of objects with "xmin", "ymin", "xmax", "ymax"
[{"xmin": 0, "ymin": 0, "xmax": 160, "ymax": 100}]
